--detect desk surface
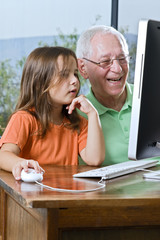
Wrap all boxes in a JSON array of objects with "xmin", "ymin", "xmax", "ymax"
[{"xmin": 1, "ymin": 164, "xmax": 160, "ymax": 209}]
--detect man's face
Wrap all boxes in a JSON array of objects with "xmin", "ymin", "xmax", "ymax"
[{"xmin": 84, "ymin": 33, "xmax": 129, "ymax": 104}]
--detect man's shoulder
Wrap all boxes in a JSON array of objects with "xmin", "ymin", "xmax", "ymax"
[
  {"xmin": 85, "ymin": 89, "xmax": 103, "ymax": 108},
  {"xmin": 85, "ymin": 90, "xmax": 93, "ymax": 101},
  {"xmin": 127, "ymin": 82, "xmax": 134, "ymax": 93}
]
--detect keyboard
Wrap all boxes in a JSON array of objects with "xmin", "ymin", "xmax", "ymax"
[{"xmin": 73, "ymin": 159, "xmax": 159, "ymax": 180}]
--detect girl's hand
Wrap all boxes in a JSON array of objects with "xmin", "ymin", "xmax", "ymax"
[
  {"xmin": 12, "ymin": 159, "xmax": 45, "ymax": 181},
  {"xmin": 67, "ymin": 95, "xmax": 105, "ymax": 166},
  {"xmin": 67, "ymin": 95, "xmax": 97, "ymax": 115}
]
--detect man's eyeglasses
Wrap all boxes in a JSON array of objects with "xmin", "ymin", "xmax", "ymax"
[{"xmin": 83, "ymin": 55, "xmax": 131, "ymax": 69}]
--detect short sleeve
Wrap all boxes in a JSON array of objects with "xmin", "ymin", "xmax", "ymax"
[{"xmin": 0, "ymin": 111, "xmax": 34, "ymax": 150}]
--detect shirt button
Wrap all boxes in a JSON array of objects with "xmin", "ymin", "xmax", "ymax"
[{"xmin": 124, "ymin": 127, "xmax": 128, "ymax": 132}]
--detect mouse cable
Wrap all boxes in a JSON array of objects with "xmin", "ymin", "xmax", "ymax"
[{"xmin": 35, "ymin": 178, "xmax": 106, "ymax": 193}]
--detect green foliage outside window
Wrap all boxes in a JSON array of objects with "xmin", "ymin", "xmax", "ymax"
[
  {"xmin": 0, "ymin": 60, "xmax": 20, "ymax": 135},
  {"xmin": 0, "ymin": 26, "xmax": 136, "ymax": 136}
]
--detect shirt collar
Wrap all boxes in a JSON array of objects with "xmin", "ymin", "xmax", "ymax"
[
  {"xmin": 123, "ymin": 82, "xmax": 133, "ymax": 110},
  {"xmin": 87, "ymin": 82, "xmax": 133, "ymax": 115}
]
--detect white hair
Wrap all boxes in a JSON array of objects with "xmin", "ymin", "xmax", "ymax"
[{"xmin": 76, "ymin": 25, "xmax": 129, "ymax": 58}]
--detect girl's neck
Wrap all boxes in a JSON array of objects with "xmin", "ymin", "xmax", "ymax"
[{"xmin": 51, "ymin": 106, "xmax": 64, "ymax": 125}]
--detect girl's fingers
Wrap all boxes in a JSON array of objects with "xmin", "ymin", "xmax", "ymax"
[
  {"xmin": 12, "ymin": 160, "xmax": 44, "ymax": 180},
  {"xmin": 25, "ymin": 159, "xmax": 44, "ymax": 173},
  {"xmin": 12, "ymin": 160, "xmax": 28, "ymax": 180},
  {"xmin": 68, "ymin": 95, "xmax": 95, "ymax": 115},
  {"xmin": 68, "ymin": 95, "xmax": 85, "ymax": 114}
]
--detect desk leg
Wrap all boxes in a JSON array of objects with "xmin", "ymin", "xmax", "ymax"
[
  {"xmin": 0, "ymin": 187, "xmax": 1, "ymax": 238},
  {"xmin": 4, "ymin": 196, "xmax": 49, "ymax": 240},
  {"xmin": 1, "ymin": 192, "xmax": 61, "ymax": 240},
  {"xmin": 0, "ymin": 187, "xmax": 6, "ymax": 240},
  {"xmin": 47, "ymin": 209, "xmax": 59, "ymax": 240}
]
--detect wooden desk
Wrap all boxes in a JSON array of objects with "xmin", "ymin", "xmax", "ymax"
[{"xmin": 1, "ymin": 165, "xmax": 160, "ymax": 240}]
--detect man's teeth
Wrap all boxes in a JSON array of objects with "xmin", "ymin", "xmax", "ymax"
[{"xmin": 108, "ymin": 78, "xmax": 121, "ymax": 81}]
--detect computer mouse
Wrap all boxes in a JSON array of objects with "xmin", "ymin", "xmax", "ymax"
[{"xmin": 21, "ymin": 168, "xmax": 43, "ymax": 182}]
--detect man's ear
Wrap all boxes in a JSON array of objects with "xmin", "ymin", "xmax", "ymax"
[{"xmin": 77, "ymin": 59, "xmax": 88, "ymax": 79}]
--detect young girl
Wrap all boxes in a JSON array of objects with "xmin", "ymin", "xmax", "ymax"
[{"xmin": 0, "ymin": 46, "xmax": 105, "ymax": 180}]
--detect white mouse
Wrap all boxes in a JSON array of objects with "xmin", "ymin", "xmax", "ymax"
[{"xmin": 21, "ymin": 168, "xmax": 43, "ymax": 182}]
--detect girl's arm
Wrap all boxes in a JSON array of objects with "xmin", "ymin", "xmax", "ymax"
[
  {"xmin": 67, "ymin": 95, "xmax": 105, "ymax": 166},
  {"xmin": 0, "ymin": 143, "xmax": 43, "ymax": 180}
]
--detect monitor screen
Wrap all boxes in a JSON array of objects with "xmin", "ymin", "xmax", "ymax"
[{"xmin": 128, "ymin": 19, "xmax": 160, "ymax": 160}]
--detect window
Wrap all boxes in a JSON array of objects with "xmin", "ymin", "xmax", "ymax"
[{"xmin": 1, "ymin": 0, "xmax": 160, "ymax": 134}]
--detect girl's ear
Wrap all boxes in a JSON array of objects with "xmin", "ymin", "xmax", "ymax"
[{"xmin": 77, "ymin": 59, "xmax": 88, "ymax": 79}]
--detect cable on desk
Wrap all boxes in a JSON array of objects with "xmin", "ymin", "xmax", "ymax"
[{"xmin": 35, "ymin": 178, "xmax": 106, "ymax": 193}]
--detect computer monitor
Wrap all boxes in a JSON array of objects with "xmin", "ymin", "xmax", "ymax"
[{"xmin": 128, "ymin": 19, "xmax": 160, "ymax": 160}]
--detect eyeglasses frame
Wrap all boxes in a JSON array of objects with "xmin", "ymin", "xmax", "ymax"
[{"xmin": 83, "ymin": 55, "xmax": 131, "ymax": 69}]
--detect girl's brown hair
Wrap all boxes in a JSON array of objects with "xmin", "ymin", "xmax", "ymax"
[{"xmin": 15, "ymin": 46, "xmax": 81, "ymax": 137}]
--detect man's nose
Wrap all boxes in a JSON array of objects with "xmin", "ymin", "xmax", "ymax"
[{"xmin": 110, "ymin": 59, "xmax": 122, "ymax": 72}]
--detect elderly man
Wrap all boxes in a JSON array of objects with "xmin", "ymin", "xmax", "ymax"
[{"xmin": 76, "ymin": 25, "xmax": 133, "ymax": 165}]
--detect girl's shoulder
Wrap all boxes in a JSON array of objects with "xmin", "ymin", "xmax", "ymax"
[{"xmin": 10, "ymin": 110, "xmax": 37, "ymax": 125}]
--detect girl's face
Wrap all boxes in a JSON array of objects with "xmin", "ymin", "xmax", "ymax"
[{"xmin": 49, "ymin": 55, "xmax": 80, "ymax": 107}]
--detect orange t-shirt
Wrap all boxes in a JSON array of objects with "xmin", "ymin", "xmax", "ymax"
[{"xmin": 0, "ymin": 111, "xmax": 88, "ymax": 165}]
